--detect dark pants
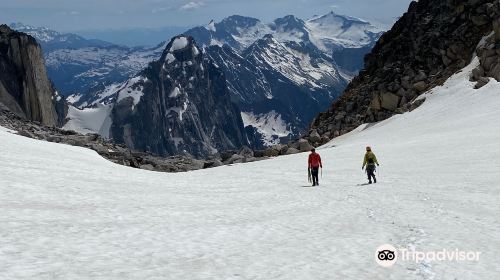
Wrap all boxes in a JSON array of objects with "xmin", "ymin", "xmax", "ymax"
[
  {"xmin": 311, "ymin": 167, "xmax": 319, "ymax": 186},
  {"xmin": 366, "ymin": 165, "xmax": 376, "ymax": 183}
]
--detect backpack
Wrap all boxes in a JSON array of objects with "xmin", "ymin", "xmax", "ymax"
[{"xmin": 367, "ymin": 153, "xmax": 375, "ymax": 164}]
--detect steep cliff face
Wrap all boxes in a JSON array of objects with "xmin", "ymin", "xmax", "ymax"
[
  {"xmin": 306, "ymin": 0, "xmax": 499, "ymax": 144},
  {"xmin": 0, "ymin": 25, "xmax": 58, "ymax": 126},
  {"xmin": 66, "ymin": 36, "xmax": 248, "ymax": 158}
]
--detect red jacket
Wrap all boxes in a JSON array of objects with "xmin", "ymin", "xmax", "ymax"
[{"xmin": 308, "ymin": 152, "xmax": 322, "ymax": 168}]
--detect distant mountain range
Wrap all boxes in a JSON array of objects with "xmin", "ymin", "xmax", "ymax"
[
  {"xmin": 10, "ymin": 23, "xmax": 168, "ymax": 96},
  {"xmin": 9, "ymin": 13, "xmax": 384, "ymax": 149},
  {"xmin": 75, "ymin": 26, "xmax": 190, "ymax": 47},
  {"xmin": 9, "ymin": 23, "xmax": 114, "ymax": 52}
]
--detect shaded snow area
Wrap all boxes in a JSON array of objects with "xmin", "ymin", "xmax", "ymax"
[
  {"xmin": 63, "ymin": 76, "xmax": 146, "ymax": 137},
  {"xmin": 63, "ymin": 104, "xmax": 113, "ymax": 139},
  {"xmin": 241, "ymin": 111, "xmax": 292, "ymax": 146},
  {"xmin": 1, "ymin": 59, "xmax": 500, "ymax": 279}
]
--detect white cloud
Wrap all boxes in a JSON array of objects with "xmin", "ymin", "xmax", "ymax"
[{"xmin": 179, "ymin": 1, "xmax": 204, "ymax": 11}]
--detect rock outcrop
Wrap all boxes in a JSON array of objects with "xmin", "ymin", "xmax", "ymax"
[
  {"xmin": 303, "ymin": 0, "xmax": 499, "ymax": 144},
  {"xmin": 0, "ymin": 25, "xmax": 58, "ymax": 126},
  {"xmin": 471, "ymin": 11, "xmax": 500, "ymax": 88}
]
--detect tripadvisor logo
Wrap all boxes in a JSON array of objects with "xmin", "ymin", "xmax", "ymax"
[
  {"xmin": 375, "ymin": 244, "xmax": 481, "ymax": 268},
  {"xmin": 375, "ymin": 244, "xmax": 398, "ymax": 267}
]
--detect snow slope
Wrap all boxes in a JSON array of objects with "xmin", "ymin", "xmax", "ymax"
[{"xmin": 1, "ymin": 59, "xmax": 500, "ymax": 279}]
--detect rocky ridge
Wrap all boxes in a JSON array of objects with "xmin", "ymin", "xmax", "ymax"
[
  {"xmin": 0, "ymin": 104, "xmax": 267, "ymax": 172},
  {"xmin": 299, "ymin": 0, "xmax": 500, "ymax": 148}
]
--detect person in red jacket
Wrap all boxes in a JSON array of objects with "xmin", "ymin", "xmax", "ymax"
[{"xmin": 308, "ymin": 148, "xmax": 323, "ymax": 186}]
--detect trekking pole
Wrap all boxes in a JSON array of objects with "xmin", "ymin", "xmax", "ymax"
[{"xmin": 321, "ymin": 167, "xmax": 323, "ymax": 179}]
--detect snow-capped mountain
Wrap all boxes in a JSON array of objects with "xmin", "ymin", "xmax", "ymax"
[
  {"xmin": 64, "ymin": 36, "xmax": 248, "ymax": 158},
  {"xmin": 305, "ymin": 12, "xmax": 382, "ymax": 51},
  {"xmin": 184, "ymin": 12, "xmax": 383, "ymax": 59},
  {"xmin": 184, "ymin": 13, "xmax": 362, "ymax": 147},
  {"xmin": 201, "ymin": 34, "xmax": 348, "ymax": 147}
]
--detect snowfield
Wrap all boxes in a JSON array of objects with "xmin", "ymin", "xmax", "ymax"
[{"xmin": 1, "ymin": 59, "xmax": 500, "ymax": 279}]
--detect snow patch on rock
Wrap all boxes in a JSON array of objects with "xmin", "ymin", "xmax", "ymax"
[
  {"xmin": 241, "ymin": 111, "xmax": 292, "ymax": 146},
  {"xmin": 170, "ymin": 37, "xmax": 189, "ymax": 52}
]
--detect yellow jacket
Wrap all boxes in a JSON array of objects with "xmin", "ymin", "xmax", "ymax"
[{"xmin": 363, "ymin": 151, "xmax": 379, "ymax": 168}]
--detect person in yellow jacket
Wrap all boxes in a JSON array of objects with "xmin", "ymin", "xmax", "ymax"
[{"xmin": 362, "ymin": 146, "xmax": 380, "ymax": 184}]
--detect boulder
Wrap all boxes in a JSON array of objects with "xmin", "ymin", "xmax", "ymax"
[
  {"xmin": 140, "ymin": 164, "xmax": 155, "ymax": 171},
  {"xmin": 483, "ymin": 56, "xmax": 496, "ymax": 71},
  {"xmin": 226, "ymin": 154, "xmax": 245, "ymax": 164},
  {"xmin": 253, "ymin": 150, "xmax": 266, "ymax": 158},
  {"xmin": 308, "ymin": 130, "xmax": 321, "ymax": 143},
  {"xmin": 380, "ymin": 92, "xmax": 400, "ymax": 111},
  {"xmin": 409, "ymin": 98, "xmax": 426, "ymax": 112},
  {"xmin": 412, "ymin": 81, "xmax": 428, "ymax": 92},
  {"xmin": 279, "ymin": 145, "xmax": 289, "ymax": 155},
  {"xmin": 471, "ymin": 15, "xmax": 489, "ymax": 26},
  {"xmin": 18, "ymin": 130, "xmax": 34, "ymax": 139},
  {"xmin": 474, "ymin": 77, "xmax": 490, "ymax": 89},
  {"xmin": 490, "ymin": 63, "xmax": 500, "ymax": 82},
  {"xmin": 298, "ymin": 139, "xmax": 313, "ymax": 152},
  {"xmin": 203, "ymin": 160, "xmax": 223, "ymax": 169},
  {"xmin": 370, "ymin": 94, "xmax": 382, "ymax": 110},
  {"xmin": 471, "ymin": 66, "xmax": 485, "ymax": 81},
  {"xmin": 285, "ymin": 147, "xmax": 300, "ymax": 155},
  {"xmin": 220, "ymin": 150, "xmax": 236, "ymax": 162},
  {"xmin": 238, "ymin": 146, "xmax": 254, "ymax": 158},
  {"xmin": 263, "ymin": 148, "xmax": 280, "ymax": 157}
]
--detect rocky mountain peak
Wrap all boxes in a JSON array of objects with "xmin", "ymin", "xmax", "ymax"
[
  {"xmin": 161, "ymin": 36, "xmax": 201, "ymax": 64},
  {"xmin": 273, "ymin": 15, "xmax": 306, "ymax": 29},
  {"xmin": 72, "ymin": 34, "xmax": 250, "ymax": 157},
  {"xmin": 220, "ymin": 15, "xmax": 261, "ymax": 30}
]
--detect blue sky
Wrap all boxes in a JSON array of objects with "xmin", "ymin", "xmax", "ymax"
[{"xmin": 0, "ymin": 0, "xmax": 413, "ymax": 31}]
